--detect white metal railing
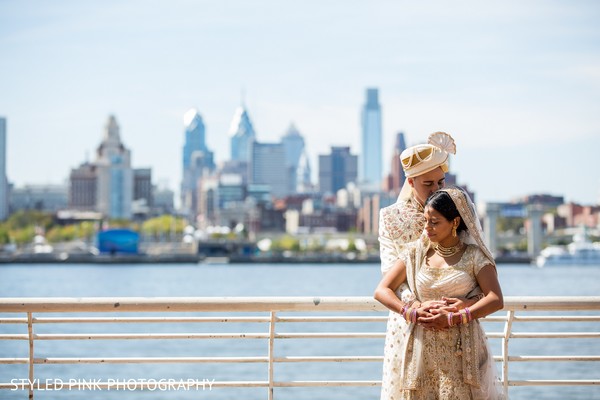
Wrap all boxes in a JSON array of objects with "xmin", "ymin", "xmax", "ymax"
[{"xmin": 0, "ymin": 296, "xmax": 599, "ymax": 399}]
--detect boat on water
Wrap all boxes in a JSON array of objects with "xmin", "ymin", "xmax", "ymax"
[{"xmin": 536, "ymin": 231, "xmax": 600, "ymax": 267}]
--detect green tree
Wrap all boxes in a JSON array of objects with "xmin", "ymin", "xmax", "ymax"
[
  {"xmin": 271, "ymin": 235, "xmax": 300, "ymax": 252},
  {"xmin": 107, "ymin": 219, "xmax": 136, "ymax": 230},
  {"xmin": 6, "ymin": 210, "xmax": 53, "ymax": 231},
  {"xmin": 141, "ymin": 215, "xmax": 185, "ymax": 240},
  {"xmin": 347, "ymin": 238, "xmax": 357, "ymax": 252},
  {"xmin": 10, "ymin": 226, "xmax": 36, "ymax": 245},
  {"xmin": 46, "ymin": 225, "xmax": 76, "ymax": 243},
  {"xmin": 0, "ymin": 226, "xmax": 10, "ymax": 245}
]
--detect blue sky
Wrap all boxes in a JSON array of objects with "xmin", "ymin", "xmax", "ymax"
[{"xmin": 1, "ymin": 0, "xmax": 599, "ymax": 204}]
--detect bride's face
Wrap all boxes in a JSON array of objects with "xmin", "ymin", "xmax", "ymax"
[{"xmin": 424, "ymin": 206, "xmax": 456, "ymax": 244}]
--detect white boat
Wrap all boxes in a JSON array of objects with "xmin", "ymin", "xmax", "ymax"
[{"xmin": 536, "ymin": 231, "xmax": 600, "ymax": 267}]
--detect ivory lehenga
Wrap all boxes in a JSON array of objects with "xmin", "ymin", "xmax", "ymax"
[{"xmin": 380, "ymin": 187, "xmax": 503, "ymax": 400}]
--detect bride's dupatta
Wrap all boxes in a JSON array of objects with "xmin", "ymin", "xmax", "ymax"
[{"xmin": 399, "ymin": 236, "xmax": 426, "ymax": 389}]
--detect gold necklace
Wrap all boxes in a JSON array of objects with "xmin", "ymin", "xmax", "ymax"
[{"xmin": 433, "ymin": 241, "xmax": 463, "ymax": 257}]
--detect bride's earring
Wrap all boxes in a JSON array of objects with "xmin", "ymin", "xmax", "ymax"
[{"xmin": 452, "ymin": 225, "xmax": 457, "ymax": 237}]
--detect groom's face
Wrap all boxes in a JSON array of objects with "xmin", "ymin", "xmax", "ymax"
[{"xmin": 409, "ymin": 167, "xmax": 446, "ymax": 206}]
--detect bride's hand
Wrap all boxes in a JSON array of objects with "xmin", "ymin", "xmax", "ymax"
[
  {"xmin": 418, "ymin": 312, "xmax": 448, "ymax": 331},
  {"xmin": 441, "ymin": 296, "xmax": 470, "ymax": 310},
  {"xmin": 419, "ymin": 300, "xmax": 448, "ymax": 311}
]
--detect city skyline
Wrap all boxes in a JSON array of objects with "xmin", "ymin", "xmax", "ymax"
[{"xmin": 1, "ymin": 1, "xmax": 599, "ymax": 205}]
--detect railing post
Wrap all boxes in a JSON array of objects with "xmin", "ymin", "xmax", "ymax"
[
  {"xmin": 502, "ymin": 310, "xmax": 514, "ymax": 398},
  {"xmin": 27, "ymin": 312, "xmax": 34, "ymax": 400},
  {"xmin": 268, "ymin": 311, "xmax": 276, "ymax": 400}
]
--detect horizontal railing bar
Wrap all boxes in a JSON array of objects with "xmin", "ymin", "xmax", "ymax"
[
  {"xmin": 0, "ymin": 356, "xmax": 521, "ymax": 365},
  {"xmin": 486, "ymin": 332, "xmax": 600, "ymax": 339},
  {"xmin": 274, "ymin": 356, "xmax": 383, "ymax": 362},
  {"xmin": 4, "ymin": 379, "xmax": 600, "ymax": 390},
  {"xmin": 1, "ymin": 316, "xmax": 386, "ymax": 324},
  {"xmin": 4, "ymin": 332, "xmax": 389, "ymax": 340},
  {"xmin": 3, "ymin": 355, "xmax": 591, "ymax": 364},
  {"xmin": 484, "ymin": 315, "xmax": 599, "ymax": 324},
  {"xmin": 275, "ymin": 332, "xmax": 385, "ymax": 339},
  {"xmin": 2, "ymin": 315, "xmax": 596, "ymax": 325},
  {"xmin": 510, "ymin": 332, "xmax": 600, "ymax": 339},
  {"xmin": 3, "ymin": 316, "xmax": 513, "ymax": 324},
  {"xmin": 483, "ymin": 316, "xmax": 600, "ymax": 323},
  {"xmin": 0, "ymin": 297, "xmax": 387, "ymax": 313},
  {"xmin": 0, "ymin": 332, "xmax": 504, "ymax": 340},
  {"xmin": 273, "ymin": 380, "xmax": 381, "ymax": 387},
  {"xmin": 508, "ymin": 380, "xmax": 600, "ymax": 386},
  {"xmin": 0, "ymin": 296, "xmax": 598, "ymax": 313},
  {"xmin": 35, "ymin": 356, "xmax": 268, "ymax": 364},
  {"xmin": 29, "ymin": 356, "xmax": 388, "ymax": 364},
  {"xmin": 207, "ymin": 381, "xmax": 268, "ymax": 388},
  {"xmin": 508, "ymin": 355, "xmax": 600, "ymax": 362},
  {"xmin": 503, "ymin": 297, "xmax": 600, "ymax": 311},
  {"xmin": 0, "ymin": 358, "xmax": 27, "ymax": 364},
  {"xmin": 0, "ymin": 381, "xmax": 270, "ymax": 390},
  {"xmin": 30, "ymin": 316, "xmax": 271, "ymax": 324},
  {"xmin": 32, "ymin": 333, "xmax": 269, "ymax": 340},
  {"xmin": 480, "ymin": 316, "xmax": 506, "ymax": 322},
  {"xmin": 276, "ymin": 316, "xmax": 387, "ymax": 323},
  {"xmin": 28, "ymin": 316, "xmax": 388, "ymax": 324},
  {"xmin": 0, "ymin": 318, "xmax": 27, "ymax": 324},
  {"xmin": 5, "ymin": 332, "xmax": 597, "ymax": 341},
  {"xmin": 0, "ymin": 380, "xmax": 385, "ymax": 390},
  {"xmin": 0, "ymin": 334, "xmax": 28, "ymax": 340}
]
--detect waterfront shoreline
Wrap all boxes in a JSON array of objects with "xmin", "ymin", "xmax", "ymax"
[{"xmin": 0, "ymin": 253, "xmax": 533, "ymax": 264}]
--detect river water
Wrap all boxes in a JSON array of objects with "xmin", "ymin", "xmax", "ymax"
[{"xmin": 0, "ymin": 262, "xmax": 599, "ymax": 399}]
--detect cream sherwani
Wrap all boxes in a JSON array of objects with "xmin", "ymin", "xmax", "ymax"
[{"xmin": 378, "ymin": 196, "xmax": 426, "ymax": 400}]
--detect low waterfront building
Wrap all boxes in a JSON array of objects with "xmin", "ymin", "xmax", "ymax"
[{"xmin": 10, "ymin": 184, "xmax": 68, "ymax": 213}]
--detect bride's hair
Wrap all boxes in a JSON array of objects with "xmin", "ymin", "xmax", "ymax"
[{"xmin": 425, "ymin": 190, "xmax": 467, "ymax": 234}]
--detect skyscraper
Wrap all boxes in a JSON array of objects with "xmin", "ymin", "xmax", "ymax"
[
  {"xmin": 69, "ymin": 162, "xmax": 97, "ymax": 211},
  {"xmin": 281, "ymin": 123, "xmax": 305, "ymax": 195},
  {"xmin": 134, "ymin": 168, "xmax": 153, "ymax": 206},
  {"xmin": 95, "ymin": 115, "xmax": 133, "ymax": 219},
  {"xmin": 360, "ymin": 88, "xmax": 382, "ymax": 190},
  {"xmin": 229, "ymin": 105, "xmax": 256, "ymax": 163},
  {"xmin": 318, "ymin": 146, "xmax": 358, "ymax": 195},
  {"xmin": 250, "ymin": 141, "xmax": 287, "ymax": 198},
  {"xmin": 0, "ymin": 117, "xmax": 8, "ymax": 220},
  {"xmin": 388, "ymin": 132, "xmax": 407, "ymax": 194},
  {"xmin": 296, "ymin": 149, "xmax": 313, "ymax": 193},
  {"xmin": 181, "ymin": 109, "xmax": 215, "ymax": 218},
  {"xmin": 182, "ymin": 109, "xmax": 208, "ymax": 171}
]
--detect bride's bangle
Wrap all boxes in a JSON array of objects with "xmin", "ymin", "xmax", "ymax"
[
  {"xmin": 400, "ymin": 305, "xmax": 408, "ymax": 318},
  {"xmin": 411, "ymin": 308, "xmax": 418, "ymax": 324},
  {"xmin": 465, "ymin": 307, "xmax": 473, "ymax": 322}
]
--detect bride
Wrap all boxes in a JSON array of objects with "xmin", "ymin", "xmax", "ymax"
[{"xmin": 375, "ymin": 186, "xmax": 504, "ymax": 400}]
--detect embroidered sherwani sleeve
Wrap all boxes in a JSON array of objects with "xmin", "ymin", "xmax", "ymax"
[{"xmin": 378, "ymin": 208, "xmax": 399, "ymax": 275}]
